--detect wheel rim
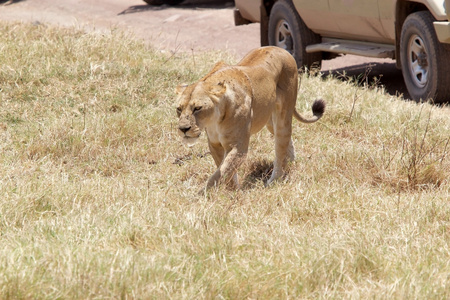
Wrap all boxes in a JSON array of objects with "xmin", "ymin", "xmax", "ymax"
[
  {"xmin": 275, "ymin": 20, "xmax": 294, "ymax": 54},
  {"xmin": 407, "ymin": 34, "xmax": 429, "ymax": 88}
]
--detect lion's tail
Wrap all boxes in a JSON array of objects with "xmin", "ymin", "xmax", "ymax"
[{"xmin": 293, "ymin": 99, "xmax": 325, "ymax": 124}]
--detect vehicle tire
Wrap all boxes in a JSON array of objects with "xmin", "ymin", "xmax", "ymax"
[
  {"xmin": 400, "ymin": 11, "xmax": 450, "ymax": 103},
  {"xmin": 142, "ymin": 0, "xmax": 184, "ymax": 5},
  {"xmin": 268, "ymin": 0, "xmax": 322, "ymax": 70}
]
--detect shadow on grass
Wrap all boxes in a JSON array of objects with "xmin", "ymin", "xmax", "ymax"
[
  {"xmin": 242, "ymin": 159, "xmax": 273, "ymax": 189},
  {"xmin": 323, "ymin": 60, "xmax": 450, "ymax": 106},
  {"xmin": 119, "ymin": 0, "xmax": 234, "ymax": 15},
  {"xmin": 321, "ymin": 59, "xmax": 410, "ymax": 100},
  {"xmin": 0, "ymin": 0, "xmax": 26, "ymax": 5}
]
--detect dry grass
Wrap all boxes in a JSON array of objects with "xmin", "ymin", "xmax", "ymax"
[{"xmin": 0, "ymin": 22, "xmax": 449, "ymax": 299}]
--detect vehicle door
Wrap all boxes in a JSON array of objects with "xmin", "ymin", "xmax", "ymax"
[
  {"xmin": 377, "ymin": 0, "xmax": 396, "ymax": 41},
  {"xmin": 293, "ymin": 0, "xmax": 338, "ymax": 35},
  {"xmin": 328, "ymin": 0, "xmax": 390, "ymax": 43}
]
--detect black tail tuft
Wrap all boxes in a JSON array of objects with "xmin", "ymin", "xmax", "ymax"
[{"xmin": 312, "ymin": 99, "xmax": 326, "ymax": 116}]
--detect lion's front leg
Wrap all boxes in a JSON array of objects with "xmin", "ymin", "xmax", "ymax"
[
  {"xmin": 206, "ymin": 146, "xmax": 247, "ymax": 190},
  {"xmin": 206, "ymin": 141, "xmax": 234, "ymax": 189},
  {"xmin": 208, "ymin": 141, "xmax": 225, "ymax": 168}
]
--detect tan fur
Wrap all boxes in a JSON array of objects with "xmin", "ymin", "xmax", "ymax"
[{"xmin": 176, "ymin": 46, "xmax": 325, "ymax": 191}]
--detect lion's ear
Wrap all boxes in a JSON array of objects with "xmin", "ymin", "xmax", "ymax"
[
  {"xmin": 209, "ymin": 81, "xmax": 227, "ymax": 100},
  {"xmin": 175, "ymin": 84, "xmax": 188, "ymax": 95},
  {"xmin": 210, "ymin": 82, "xmax": 227, "ymax": 98}
]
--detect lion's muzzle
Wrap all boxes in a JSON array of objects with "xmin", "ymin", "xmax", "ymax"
[
  {"xmin": 178, "ymin": 125, "xmax": 191, "ymax": 134},
  {"xmin": 178, "ymin": 120, "xmax": 201, "ymax": 147}
]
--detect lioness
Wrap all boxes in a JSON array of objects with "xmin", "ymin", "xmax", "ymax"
[{"xmin": 176, "ymin": 46, "xmax": 325, "ymax": 191}]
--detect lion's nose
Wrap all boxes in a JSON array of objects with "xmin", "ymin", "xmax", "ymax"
[{"xmin": 179, "ymin": 126, "xmax": 191, "ymax": 134}]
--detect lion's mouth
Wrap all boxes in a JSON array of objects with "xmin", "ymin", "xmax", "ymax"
[
  {"xmin": 178, "ymin": 125, "xmax": 201, "ymax": 146},
  {"xmin": 181, "ymin": 136, "xmax": 200, "ymax": 147}
]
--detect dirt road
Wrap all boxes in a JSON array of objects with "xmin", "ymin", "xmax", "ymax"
[{"xmin": 0, "ymin": 0, "xmax": 408, "ymax": 97}]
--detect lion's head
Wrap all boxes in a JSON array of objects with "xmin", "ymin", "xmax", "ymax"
[{"xmin": 175, "ymin": 80, "xmax": 226, "ymax": 146}]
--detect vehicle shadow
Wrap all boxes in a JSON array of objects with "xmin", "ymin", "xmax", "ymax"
[
  {"xmin": 0, "ymin": 0, "xmax": 26, "ymax": 5},
  {"xmin": 119, "ymin": 0, "xmax": 234, "ymax": 15},
  {"xmin": 321, "ymin": 60, "xmax": 411, "ymax": 100}
]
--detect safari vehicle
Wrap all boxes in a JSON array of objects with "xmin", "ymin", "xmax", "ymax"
[
  {"xmin": 234, "ymin": 0, "xmax": 450, "ymax": 103},
  {"xmin": 143, "ymin": 0, "xmax": 184, "ymax": 5}
]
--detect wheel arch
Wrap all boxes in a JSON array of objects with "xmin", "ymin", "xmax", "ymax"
[
  {"xmin": 260, "ymin": 0, "xmax": 280, "ymax": 46},
  {"xmin": 395, "ymin": 1, "xmax": 431, "ymax": 68}
]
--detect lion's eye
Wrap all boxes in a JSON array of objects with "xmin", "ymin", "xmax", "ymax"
[
  {"xmin": 176, "ymin": 107, "xmax": 182, "ymax": 116},
  {"xmin": 193, "ymin": 106, "xmax": 202, "ymax": 114}
]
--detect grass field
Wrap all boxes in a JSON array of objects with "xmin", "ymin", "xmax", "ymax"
[{"xmin": 0, "ymin": 22, "xmax": 449, "ymax": 299}]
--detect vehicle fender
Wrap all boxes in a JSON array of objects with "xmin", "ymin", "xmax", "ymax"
[
  {"xmin": 405, "ymin": 0, "xmax": 448, "ymax": 20},
  {"xmin": 261, "ymin": 1, "xmax": 269, "ymax": 46}
]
